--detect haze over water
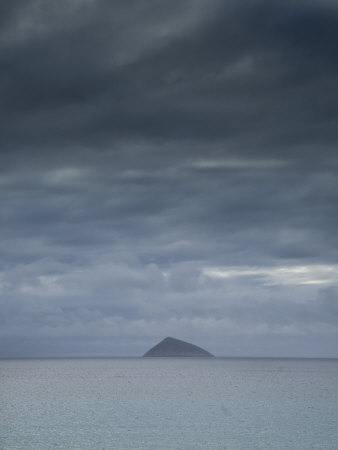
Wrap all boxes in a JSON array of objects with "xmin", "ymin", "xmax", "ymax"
[{"xmin": 1, "ymin": 357, "xmax": 338, "ymax": 449}]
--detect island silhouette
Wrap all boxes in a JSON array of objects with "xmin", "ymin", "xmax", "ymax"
[{"xmin": 143, "ymin": 337, "xmax": 214, "ymax": 357}]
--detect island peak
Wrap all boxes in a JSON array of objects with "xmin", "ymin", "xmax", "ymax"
[{"xmin": 143, "ymin": 337, "xmax": 214, "ymax": 357}]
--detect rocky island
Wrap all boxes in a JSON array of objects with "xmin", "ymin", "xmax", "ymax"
[{"xmin": 143, "ymin": 337, "xmax": 214, "ymax": 357}]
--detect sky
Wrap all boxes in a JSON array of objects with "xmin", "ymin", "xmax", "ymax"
[{"xmin": 1, "ymin": 0, "xmax": 338, "ymax": 357}]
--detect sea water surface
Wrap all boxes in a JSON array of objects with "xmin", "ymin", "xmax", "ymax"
[{"xmin": 1, "ymin": 357, "xmax": 338, "ymax": 449}]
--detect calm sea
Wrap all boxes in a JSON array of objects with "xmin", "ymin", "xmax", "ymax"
[{"xmin": 1, "ymin": 358, "xmax": 338, "ymax": 449}]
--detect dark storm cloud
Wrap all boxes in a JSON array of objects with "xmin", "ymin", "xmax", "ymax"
[
  {"xmin": 0, "ymin": 0, "xmax": 337, "ymax": 356},
  {"xmin": 1, "ymin": 0, "xmax": 338, "ymax": 149}
]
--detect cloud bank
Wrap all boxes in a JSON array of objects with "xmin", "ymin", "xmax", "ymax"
[{"xmin": 0, "ymin": 0, "xmax": 337, "ymax": 356}]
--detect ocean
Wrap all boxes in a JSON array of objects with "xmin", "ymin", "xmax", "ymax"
[{"xmin": 1, "ymin": 357, "xmax": 338, "ymax": 449}]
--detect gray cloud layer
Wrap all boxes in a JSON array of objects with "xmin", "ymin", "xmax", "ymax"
[{"xmin": 0, "ymin": 0, "xmax": 337, "ymax": 356}]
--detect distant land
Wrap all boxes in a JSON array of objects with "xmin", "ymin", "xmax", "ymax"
[{"xmin": 143, "ymin": 337, "xmax": 214, "ymax": 357}]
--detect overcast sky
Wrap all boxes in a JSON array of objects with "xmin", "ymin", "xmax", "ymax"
[{"xmin": 1, "ymin": 0, "xmax": 338, "ymax": 357}]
